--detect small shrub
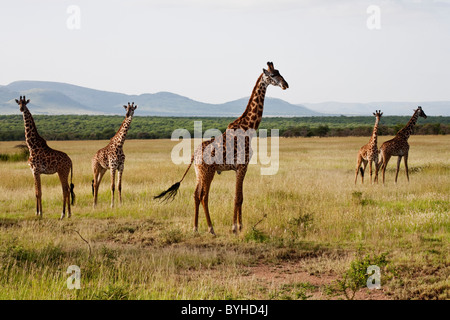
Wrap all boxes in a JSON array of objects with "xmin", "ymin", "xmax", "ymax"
[{"xmin": 333, "ymin": 249, "xmax": 389, "ymax": 300}]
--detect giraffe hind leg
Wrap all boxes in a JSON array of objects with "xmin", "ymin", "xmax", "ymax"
[
  {"xmin": 200, "ymin": 170, "xmax": 215, "ymax": 235},
  {"xmin": 58, "ymin": 170, "xmax": 71, "ymax": 219},
  {"xmin": 193, "ymin": 181, "xmax": 201, "ymax": 233},
  {"xmin": 354, "ymin": 155, "xmax": 363, "ymax": 185}
]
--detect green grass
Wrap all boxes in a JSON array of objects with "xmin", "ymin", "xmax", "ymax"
[{"xmin": 0, "ymin": 136, "xmax": 448, "ymax": 300}]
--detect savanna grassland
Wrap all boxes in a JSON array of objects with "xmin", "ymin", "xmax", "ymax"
[{"xmin": 0, "ymin": 136, "xmax": 448, "ymax": 300}]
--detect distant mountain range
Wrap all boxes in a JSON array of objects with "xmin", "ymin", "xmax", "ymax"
[{"xmin": 0, "ymin": 81, "xmax": 449, "ymax": 116}]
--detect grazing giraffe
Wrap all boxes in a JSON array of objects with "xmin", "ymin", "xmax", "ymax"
[
  {"xmin": 92, "ymin": 102, "xmax": 137, "ymax": 207},
  {"xmin": 155, "ymin": 62, "xmax": 289, "ymax": 235},
  {"xmin": 375, "ymin": 106, "xmax": 427, "ymax": 184},
  {"xmin": 15, "ymin": 96, "xmax": 75, "ymax": 219},
  {"xmin": 354, "ymin": 110, "xmax": 383, "ymax": 184}
]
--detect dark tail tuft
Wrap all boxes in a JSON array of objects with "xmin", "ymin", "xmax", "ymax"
[
  {"xmin": 154, "ymin": 182, "xmax": 181, "ymax": 202},
  {"xmin": 359, "ymin": 167, "xmax": 364, "ymax": 177},
  {"xmin": 91, "ymin": 180, "xmax": 94, "ymax": 196},
  {"xmin": 70, "ymin": 183, "xmax": 76, "ymax": 205}
]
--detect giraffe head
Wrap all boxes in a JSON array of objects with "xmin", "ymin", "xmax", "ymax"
[
  {"xmin": 262, "ymin": 62, "xmax": 289, "ymax": 90},
  {"xmin": 415, "ymin": 106, "xmax": 427, "ymax": 119},
  {"xmin": 373, "ymin": 110, "xmax": 383, "ymax": 119},
  {"xmin": 15, "ymin": 96, "xmax": 30, "ymax": 112},
  {"xmin": 124, "ymin": 102, "xmax": 137, "ymax": 117}
]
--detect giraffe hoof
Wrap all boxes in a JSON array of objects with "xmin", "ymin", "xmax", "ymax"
[{"xmin": 209, "ymin": 227, "xmax": 216, "ymax": 236}]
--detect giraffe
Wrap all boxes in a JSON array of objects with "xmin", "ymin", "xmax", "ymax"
[
  {"xmin": 92, "ymin": 102, "xmax": 137, "ymax": 207},
  {"xmin": 354, "ymin": 110, "xmax": 383, "ymax": 184},
  {"xmin": 375, "ymin": 106, "xmax": 427, "ymax": 184},
  {"xmin": 154, "ymin": 62, "xmax": 289, "ymax": 235},
  {"xmin": 15, "ymin": 96, "xmax": 75, "ymax": 219}
]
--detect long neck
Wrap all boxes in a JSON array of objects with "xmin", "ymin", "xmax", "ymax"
[
  {"xmin": 369, "ymin": 117, "xmax": 380, "ymax": 145},
  {"xmin": 229, "ymin": 74, "xmax": 268, "ymax": 130},
  {"xmin": 396, "ymin": 111, "xmax": 419, "ymax": 140},
  {"xmin": 22, "ymin": 108, "xmax": 46, "ymax": 151},
  {"xmin": 110, "ymin": 115, "xmax": 133, "ymax": 147}
]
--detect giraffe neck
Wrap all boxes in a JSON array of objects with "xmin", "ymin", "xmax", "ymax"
[
  {"xmin": 229, "ymin": 73, "xmax": 268, "ymax": 130},
  {"xmin": 396, "ymin": 110, "xmax": 419, "ymax": 140},
  {"xmin": 369, "ymin": 117, "xmax": 380, "ymax": 146},
  {"xmin": 22, "ymin": 107, "xmax": 47, "ymax": 152},
  {"xmin": 110, "ymin": 115, "xmax": 133, "ymax": 148}
]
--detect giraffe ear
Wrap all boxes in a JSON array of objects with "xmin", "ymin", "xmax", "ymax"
[
  {"xmin": 123, "ymin": 105, "xmax": 127, "ymax": 110},
  {"xmin": 26, "ymin": 99, "xmax": 30, "ymax": 104},
  {"xmin": 263, "ymin": 68, "xmax": 270, "ymax": 76},
  {"xmin": 15, "ymin": 99, "xmax": 19, "ymax": 104}
]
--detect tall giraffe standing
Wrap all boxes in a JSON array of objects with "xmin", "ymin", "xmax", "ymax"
[
  {"xmin": 354, "ymin": 110, "xmax": 383, "ymax": 184},
  {"xmin": 155, "ymin": 62, "xmax": 289, "ymax": 235},
  {"xmin": 15, "ymin": 96, "xmax": 75, "ymax": 219},
  {"xmin": 92, "ymin": 102, "xmax": 137, "ymax": 207},
  {"xmin": 375, "ymin": 106, "xmax": 427, "ymax": 184}
]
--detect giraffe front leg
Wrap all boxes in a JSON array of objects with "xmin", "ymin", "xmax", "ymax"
[
  {"xmin": 404, "ymin": 154, "xmax": 409, "ymax": 182},
  {"xmin": 369, "ymin": 160, "xmax": 373, "ymax": 185},
  {"xmin": 33, "ymin": 172, "xmax": 42, "ymax": 217},
  {"xmin": 395, "ymin": 156, "xmax": 402, "ymax": 184},
  {"xmin": 110, "ymin": 169, "xmax": 116, "ymax": 208},
  {"xmin": 117, "ymin": 169, "xmax": 123, "ymax": 205},
  {"xmin": 233, "ymin": 166, "xmax": 247, "ymax": 234}
]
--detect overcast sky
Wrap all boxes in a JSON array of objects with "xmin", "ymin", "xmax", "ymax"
[{"xmin": 1, "ymin": 0, "xmax": 449, "ymax": 104}]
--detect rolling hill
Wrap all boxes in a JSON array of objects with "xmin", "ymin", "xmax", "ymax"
[
  {"xmin": 0, "ymin": 81, "xmax": 321, "ymax": 117},
  {"xmin": 1, "ymin": 81, "xmax": 449, "ymax": 116}
]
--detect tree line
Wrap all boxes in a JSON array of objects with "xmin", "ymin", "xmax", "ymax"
[{"xmin": 0, "ymin": 115, "xmax": 448, "ymax": 141}]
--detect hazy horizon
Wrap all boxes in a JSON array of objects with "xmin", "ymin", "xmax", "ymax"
[{"xmin": 1, "ymin": 0, "xmax": 450, "ymax": 106}]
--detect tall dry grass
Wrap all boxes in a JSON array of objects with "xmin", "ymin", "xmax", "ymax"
[{"xmin": 0, "ymin": 136, "xmax": 448, "ymax": 299}]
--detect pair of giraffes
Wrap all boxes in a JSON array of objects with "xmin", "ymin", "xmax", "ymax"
[
  {"xmin": 15, "ymin": 62, "xmax": 288, "ymax": 236},
  {"xmin": 15, "ymin": 96, "xmax": 137, "ymax": 220},
  {"xmin": 355, "ymin": 107, "xmax": 427, "ymax": 185}
]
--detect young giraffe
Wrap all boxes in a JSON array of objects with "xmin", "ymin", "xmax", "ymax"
[
  {"xmin": 92, "ymin": 102, "xmax": 137, "ymax": 207},
  {"xmin": 354, "ymin": 110, "xmax": 383, "ymax": 184},
  {"xmin": 375, "ymin": 106, "xmax": 427, "ymax": 184},
  {"xmin": 155, "ymin": 62, "xmax": 289, "ymax": 235},
  {"xmin": 15, "ymin": 96, "xmax": 75, "ymax": 219}
]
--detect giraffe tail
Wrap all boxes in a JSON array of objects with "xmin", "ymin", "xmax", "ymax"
[
  {"xmin": 70, "ymin": 164, "xmax": 76, "ymax": 205},
  {"xmin": 154, "ymin": 155, "xmax": 194, "ymax": 202},
  {"xmin": 91, "ymin": 180, "xmax": 94, "ymax": 196},
  {"xmin": 359, "ymin": 167, "xmax": 364, "ymax": 177}
]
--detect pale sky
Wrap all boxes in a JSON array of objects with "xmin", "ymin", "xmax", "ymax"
[{"xmin": 1, "ymin": 0, "xmax": 449, "ymax": 104}]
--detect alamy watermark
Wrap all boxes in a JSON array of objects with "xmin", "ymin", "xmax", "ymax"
[
  {"xmin": 170, "ymin": 121, "xmax": 279, "ymax": 175},
  {"xmin": 367, "ymin": 265, "xmax": 382, "ymax": 289},
  {"xmin": 66, "ymin": 5, "xmax": 81, "ymax": 30},
  {"xmin": 66, "ymin": 265, "xmax": 81, "ymax": 290},
  {"xmin": 367, "ymin": 5, "xmax": 381, "ymax": 30}
]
